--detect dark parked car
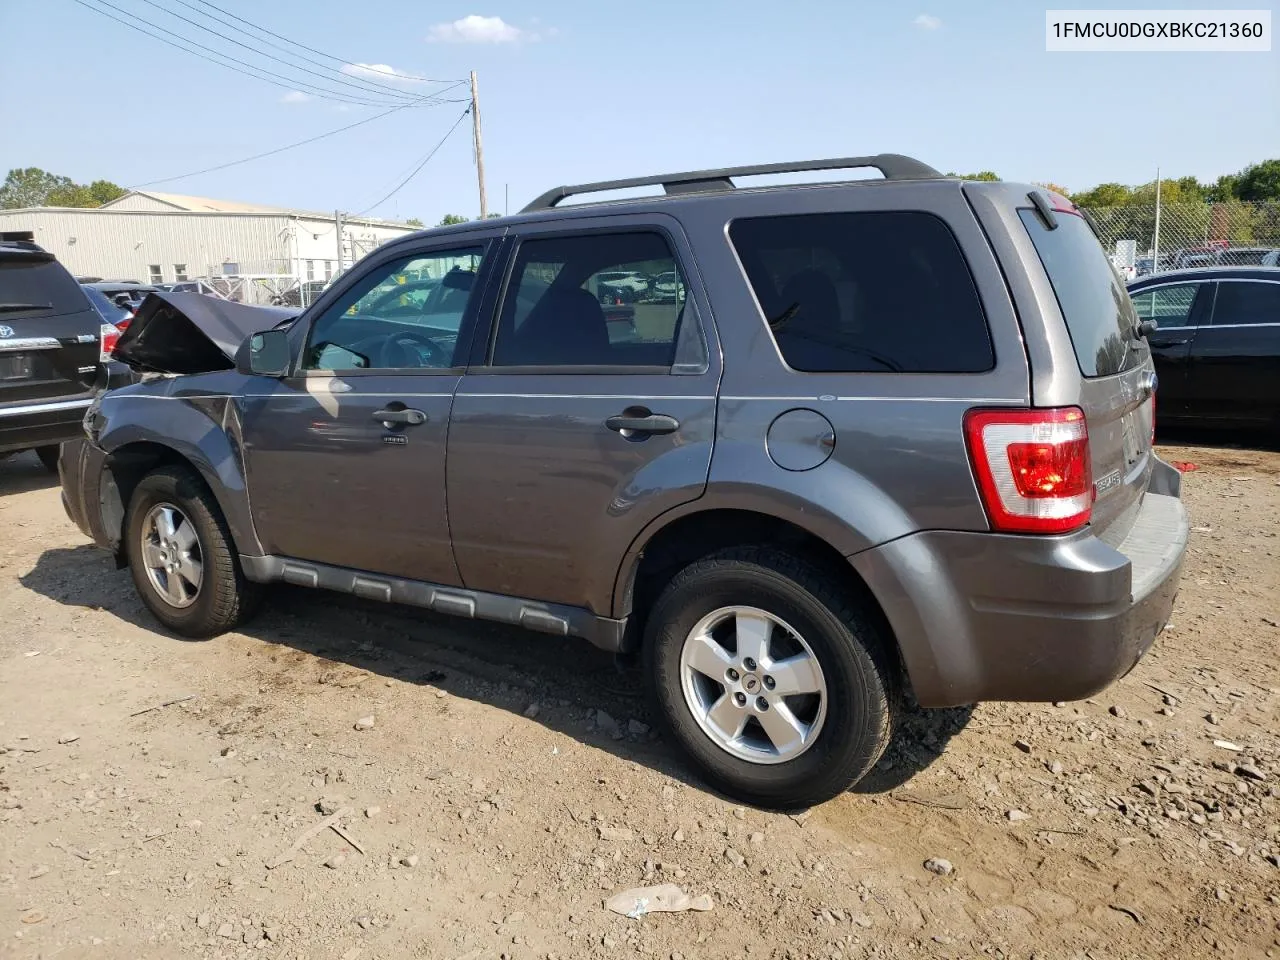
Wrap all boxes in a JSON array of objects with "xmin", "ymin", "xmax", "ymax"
[
  {"xmin": 0, "ymin": 240, "xmax": 130, "ymax": 471},
  {"xmin": 60, "ymin": 157, "xmax": 1187, "ymax": 808},
  {"xmin": 1130, "ymin": 266, "xmax": 1280, "ymax": 430},
  {"xmin": 82, "ymin": 283, "xmax": 134, "ymax": 327}
]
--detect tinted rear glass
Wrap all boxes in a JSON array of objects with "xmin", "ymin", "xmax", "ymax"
[
  {"xmin": 0, "ymin": 256, "xmax": 90, "ymax": 318},
  {"xmin": 729, "ymin": 211, "xmax": 993, "ymax": 373},
  {"xmin": 1019, "ymin": 210, "xmax": 1137, "ymax": 378}
]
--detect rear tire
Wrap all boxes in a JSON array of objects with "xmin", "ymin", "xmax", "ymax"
[
  {"xmin": 125, "ymin": 465, "xmax": 261, "ymax": 638},
  {"xmin": 644, "ymin": 546, "xmax": 897, "ymax": 809},
  {"xmin": 35, "ymin": 445, "xmax": 61, "ymax": 474}
]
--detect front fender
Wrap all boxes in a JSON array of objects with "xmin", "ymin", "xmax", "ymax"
[{"xmin": 97, "ymin": 389, "xmax": 263, "ymax": 557}]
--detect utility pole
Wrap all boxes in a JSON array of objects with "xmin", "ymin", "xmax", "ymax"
[
  {"xmin": 470, "ymin": 71, "xmax": 488, "ymax": 218},
  {"xmin": 1152, "ymin": 167, "xmax": 1162, "ymax": 273},
  {"xmin": 334, "ymin": 209, "xmax": 344, "ymax": 276}
]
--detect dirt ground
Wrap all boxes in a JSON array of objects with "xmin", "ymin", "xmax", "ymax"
[{"xmin": 1, "ymin": 438, "xmax": 1278, "ymax": 960}]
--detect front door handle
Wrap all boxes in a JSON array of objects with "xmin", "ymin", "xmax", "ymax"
[
  {"xmin": 1150, "ymin": 337, "xmax": 1192, "ymax": 347},
  {"xmin": 605, "ymin": 413, "xmax": 680, "ymax": 435},
  {"xmin": 373, "ymin": 407, "xmax": 427, "ymax": 426}
]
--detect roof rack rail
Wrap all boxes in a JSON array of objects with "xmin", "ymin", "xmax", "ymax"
[{"xmin": 522, "ymin": 154, "xmax": 942, "ymax": 213}]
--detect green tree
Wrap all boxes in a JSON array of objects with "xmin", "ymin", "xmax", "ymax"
[
  {"xmin": 0, "ymin": 167, "xmax": 73, "ymax": 208},
  {"xmin": 945, "ymin": 171, "xmax": 999, "ymax": 181},
  {"xmin": 0, "ymin": 168, "xmax": 126, "ymax": 209},
  {"xmin": 404, "ymin": 217, "xmax": 424, "ymax": 227},
  {"xmin": 1205, "ymin": 174, "xmax": 1239, "ymax": 203},
  {"xmin": 1235, "ymin": 159, "xmax": 1280, "ymax": 201},
  {"xmin": 437, "ymin": 213, "xmax": 468, "ymax": 226},
  {"xmin": 1071, "ymin": 182, "xmax": 1131, "ymax": 208}
]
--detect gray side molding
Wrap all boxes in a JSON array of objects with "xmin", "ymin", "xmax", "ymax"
[{"xmin": 239, "ymin": 555, "xmax": 630, "ymax": 653}]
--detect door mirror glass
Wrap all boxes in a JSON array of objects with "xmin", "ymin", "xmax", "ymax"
[{"xmin": 238, "ymin": 328, "xmax": 291, "ymax": 377}]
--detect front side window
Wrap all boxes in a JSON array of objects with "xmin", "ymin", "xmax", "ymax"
[
  {"xmin": 729, "ymin": 211, "xmax": 993, "ymax": 373},
  {"xmin": 1212, "ymin": 281, "xmax": 1280, "ymax": 326},
  {"xmin": 302, "ymin": 246, "xmax": 484, "ymax": 372},
  {"xmin": 1129, "ymin": 283, "xmax": 1202, "ymax": 328},
  {"xmin": 491, "ymin": 232, "xmax": 686, "ymax": 367}
]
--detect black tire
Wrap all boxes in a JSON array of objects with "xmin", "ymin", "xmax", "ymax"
[
  {"xmin": 644, "ymin": 546, "xmax": 897, "ymax": 809},
  {"xmin": 35, "ymin": 445, "xmax": 61, "ymax": 474},
  {"xmin": 125, "ymin": 465, "xmax": 262, "ymax": 638}
]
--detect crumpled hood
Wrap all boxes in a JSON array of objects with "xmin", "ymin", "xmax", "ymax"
[{"xmin": 113, "ymin": 292, "xmax": 300, "ymax": 374}]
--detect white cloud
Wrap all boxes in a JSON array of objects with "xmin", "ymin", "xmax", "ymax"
[
  {"xmin": 913, "ymin": 13, "xmax": 942, "ymax": 29},
  {"xmin": 340, "ymin": 63, "xmax": 429, "ymax": 88},
  {"xmin": 428, "ymin": 15, "xmax": 533, "ymax": 44},
  {"xmin": 280, "ymin": 90, "xmax": 310, "ymax": 104}
]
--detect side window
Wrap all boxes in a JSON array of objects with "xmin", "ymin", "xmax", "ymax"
[
  {"xmin": 302, "ymin": 246, "xmax": 484, "ymax": 371},
  {"xmin": 491, "ymin": 232, "xmax": 686, "ymax": 367},
  {"xmin": 729, "ymin": 211, "xmax": 993, "ymax": 373},
  {"xmin": 1211, "ymin": 281, "xmax": 1280, "ymax": 327},
  {"xmin": 1130, "ymin": 284, "xmax": 1201, "ymax": 328}
]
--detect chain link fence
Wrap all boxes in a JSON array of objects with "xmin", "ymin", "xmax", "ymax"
[{"xmin": 1080, "ymin": 201, "xmax": 1280, "ymax": 278}]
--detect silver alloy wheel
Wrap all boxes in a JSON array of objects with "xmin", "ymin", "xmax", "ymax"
[
  {"xmin": 679, "ymin": 605, "xmax": 827, "ymax": 764},
  {"xmin": 139, "ymin": 503, "xmax": 203, "ymax": 609}
]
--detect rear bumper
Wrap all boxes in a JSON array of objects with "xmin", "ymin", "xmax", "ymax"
[
  {"xmin": 851, "ymin": 458, "xmax": 1188, "ymax": 707},
  {"xmin": 0, "ymin": 363, "xmax": 133, "ymax": 456}
]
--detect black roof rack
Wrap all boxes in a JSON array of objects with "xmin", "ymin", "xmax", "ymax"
[{"xmin": 522, "ymin": 154, "xmax": 942, "ymax": 213}]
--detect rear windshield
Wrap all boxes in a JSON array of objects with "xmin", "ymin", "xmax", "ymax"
[
  {"xmin": 0, "ymin": 256, "xmax": 91, "ymax": 318},
  {"xmin": 1019, "ymin": 210, "xmax": 1137, "ymax": 378},
  {"xmin": 729, "ymin": 211, "xmax": 994, "ymax": 373}
]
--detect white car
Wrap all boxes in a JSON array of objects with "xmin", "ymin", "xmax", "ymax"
[{"xmin": 595, "ymin": 270, "xmax": 649, "ymax": 302}]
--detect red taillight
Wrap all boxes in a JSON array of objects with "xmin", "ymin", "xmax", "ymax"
[
  {"xmin": 115, "ymin": 316, "xmax": 132, "ymax": 332},
  {"xmin": 1149, "ymin": 390, "xmax": 1157, "ymax": 444},
  {"xmin": 99, "ymin": 323, "xmax": 120, "ymax": 361},
  {"xmin": 964, "ymin": 407, "xmax": 1092, "ymax": 534}
]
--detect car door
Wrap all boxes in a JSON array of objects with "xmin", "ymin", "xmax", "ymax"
[
  {"xmin": 446, "ymin": 216, "xmax": 720, "ymax": 615},
  {"xmin": 1129, "ymin": 280, "xmax": 1212, "ymax": 420},
  {"xmin": 1186, "ymin": 277, "xmax": 1280, "ymax": 424},
  {"xmin": 238, "ymin": 237, "xmax": 500, "ymax": 584}
]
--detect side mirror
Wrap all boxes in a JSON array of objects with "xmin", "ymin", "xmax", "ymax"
[{"xmin": 236, "ymin": 328, "xmax": 291, "ymax": 377}]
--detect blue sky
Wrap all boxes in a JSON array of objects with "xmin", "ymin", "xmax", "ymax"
[{"xmin": 1, "ymin": 1, "xmax": 1276, "ymax": 224}]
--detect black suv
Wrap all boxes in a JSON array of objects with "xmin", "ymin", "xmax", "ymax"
[{"xmin": 0, "ymin": 237, "xmax": 130, "ymax": 470}]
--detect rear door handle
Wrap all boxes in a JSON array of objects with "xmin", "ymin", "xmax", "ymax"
[
  {"xmin": 605, "ymin": 413, "xmax": 680, "ymax": 435},
  {"xmin": 1150, "ymin": 337, "xmax": 1192, "ymax": 347},
  {"xmin": 373, "ymin": 407, "xmax": 428, "ymax": 426}
]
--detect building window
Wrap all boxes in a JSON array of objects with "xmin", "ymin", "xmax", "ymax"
[
  {"xmin": 174, "ymin": 264, "xmax": 188, "ymax": 282},
  {"xmin": 148, "ymin": 264, "xmax": 163, "ymax": 284},
  {"xmin": 306, "ymin": 260, "xmax": 316, "ymax": 281},
  {"xmin": 324, "ymin": 260, "xmax": 334, "ymax": 281}
]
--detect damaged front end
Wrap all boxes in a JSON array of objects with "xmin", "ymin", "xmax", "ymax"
[{"xmin": 112, "ymin": 292, "xmax": 300, "ymax": 374}]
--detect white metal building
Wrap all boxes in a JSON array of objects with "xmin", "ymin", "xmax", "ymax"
[{"xmin": 0, "ymin": 191, "xmax": 417, "ymax": 302}]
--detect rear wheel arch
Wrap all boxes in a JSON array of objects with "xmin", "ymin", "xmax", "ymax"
[{"xmin": 617, "ymin": 508, "xmax": 906, "ymax": 689}]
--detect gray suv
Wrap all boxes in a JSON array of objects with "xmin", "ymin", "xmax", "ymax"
[{"xmin": 59, "ymin": 156, "xmax": 1188, "ymax": 808}]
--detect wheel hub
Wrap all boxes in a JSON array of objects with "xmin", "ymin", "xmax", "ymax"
[
  {"xmin": 139, "ymin": 503, "xmax": 203, "ymax": 610},
  {"xmin": 678, "ymin": 605, "xmax": 827, "ymax": 765}
]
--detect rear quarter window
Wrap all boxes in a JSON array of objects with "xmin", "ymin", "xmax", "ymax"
[
  {"xmin": 0, "ymin": 256, "xmax": 91, "ymax": 318},
  {"xmin": 1018, "ymin": 210, "xmax": 1137, "ymax": 378},
  {"xmin": 728, "ymin": 211, "xmax": 993, "ymax": 373}
]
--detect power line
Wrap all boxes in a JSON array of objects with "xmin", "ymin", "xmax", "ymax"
[
  {"xmin": 72, "ymin": 0, "xmax": 431, "ymax": 106},
  {"xmin": 133, "ymin": 0, "xmax": 423, "ymax": 104},
  {"xmin": 190, "ymin": 0, "xmax": 455, "ymax": 83},
  {"xmin": 132, "ymin": 100, "xmax": 465, "ymax": 188},
  {"xmin": 357, "ymin": 108, "xmax": 472, "ymax": 215}
]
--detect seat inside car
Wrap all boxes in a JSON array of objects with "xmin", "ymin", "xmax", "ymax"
[{"xmin": 507, "ymin": 286, "xmax": 611, "ymax": 364}]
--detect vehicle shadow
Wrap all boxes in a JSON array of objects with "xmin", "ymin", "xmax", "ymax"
[
  {"xmin": 20, "ymin": 544, "xmax": 965, "ymax": 807},
  {"xmin": 0, "ymin": 451, "xmax": 59, "ymax": 496}
]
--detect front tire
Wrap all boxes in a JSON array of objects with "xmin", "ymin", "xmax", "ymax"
[
  {"xmin": 125, "ymin": 466, "xmax": 261, "ymax": 637},
  {"xmin": 644, "ymin": 547, "xmax": 897, "ymax": 809}
]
